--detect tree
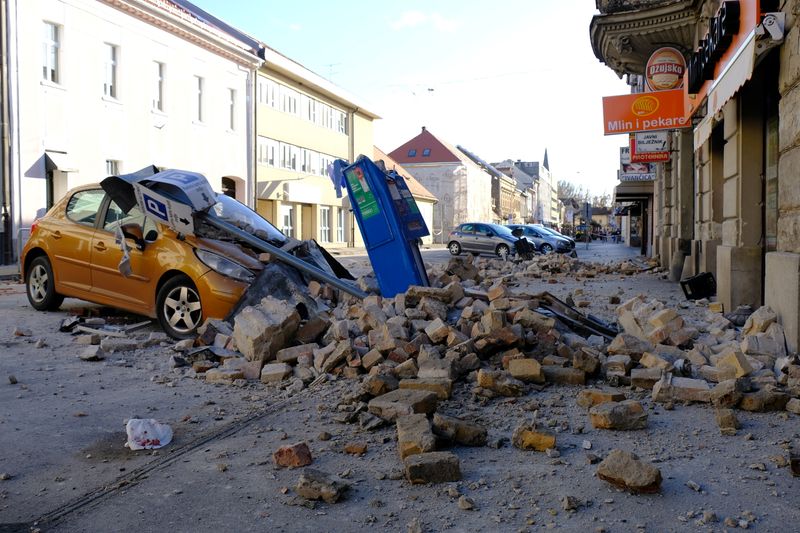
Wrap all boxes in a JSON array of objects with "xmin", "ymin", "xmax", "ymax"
[{"xmin": 557, "ymin": 180, "xmax": 590, "ymax": 203}]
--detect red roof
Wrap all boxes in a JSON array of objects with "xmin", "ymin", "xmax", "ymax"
[
  {"xmin": 388, "ymin": 127, "xmax": 461, "ymax": 164},
  {"xmin": 373, "ymin": 146, "xmax": 437, "ymax": 202}
]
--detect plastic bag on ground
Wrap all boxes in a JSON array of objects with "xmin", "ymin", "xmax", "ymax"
[{"xmin": 125, "ymin": 418, "xmax": 173, "ymax": 450}]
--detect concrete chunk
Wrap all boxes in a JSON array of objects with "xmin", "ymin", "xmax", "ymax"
[
  {"xmin": 432, "ymin": 413, "xmax": 487, "ymax": 446},
  {"xmin": 404, "ymin": 452, "xmax": 461, "ymax": 484},
  {"xmin": 399, "ymin": 378, "xmax": 453, "ymax": 400},
  {"xmin": 589, "ymin": 400, "xmax": 648, "ymax": 430},
  {"xmin": 597, "ymin": 449, "xmax": 661, "ymax": 494},
  {"xmin": 367, "ymin": 389, "xmax": 438, "ymax": 421},
  {"xmin": 396, "ymin": 414, "xmax": 436, "ymax": 459}
]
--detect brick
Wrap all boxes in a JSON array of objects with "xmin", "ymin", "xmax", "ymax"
[
  {"xmin": 603, "ymin": 354, "xmax": 633, "ymax": 376},
  {"xmin": 260, "ymin": 363, "xmax": 292, "ymax": 383},
  {"xmin": 607, "ymin": 334, "xmax": 654, "ymax": 357},
  {"xmin": 276, "ymin": 343, "xmax": 319, "ymax": 364},
  {"xmin": 542, "ymin": 355, "xmax": 569, "ymax": 366},
  {"xmin": 404, "ymin": 452, "xmax": 461, "ymax": 484},
  {"xmin": 787, "ymin": 398, "xmax": 800, "ymax": 415},
  {"xmin": 294, "ymin": 469, "xmax": 349, "ymax": 503},
  {"xmin": 393, "ymin": 359, "xmax": 419, "ymax": 379},
  {"xmin": 709, "ymin": 379, "xmax": 745, "ymax": 408},
  {"xmin": 512, "ymin": 421, "xmax": 556, "ymax": 451},
  {"xmin": 699, "ymin": 364, "xmax": 736, "ymax": 383},
  {"xmin": 487, "ymin": 283, "xmax": 508, "ymax": 301},
  {"xmin": 367, "ymin": 389, "xmax": 438, "ymax": 421},
  {"xmin": 573, "ymin": 348, "xmax": 600, "ymax": 374},
  {"xmin": 477, "ymin": 369, "xmax": 524, "ymax": 396},
  {"xmin": 508, "ymin": 358, "xmax": 544, "ymax": 383},
  {"xmin": 417, "ymin": 358, "xmax": 455, "ymax": 380},
  {"xmin": 396, "ymin": 414, "xmax": 436, "ymax": 459},
  {"xmin": 589, "ymin": 400, "xmax": 648, "ymax": 430},
  {"xmin": 715, "ymin": 408, "xmax": 740, "ymax": 435},
  {"xmin": 542, "ymin": 366, "xmax": 586, "ymax": 385},
  {"xmin": 432, "ymin": 413, "xmax": 487, "ymax": 446},
  {"xmin": 399, "ymin": 378, "xmax": 453, "ymax": 400},
  {"xmin": 742, "ymin": 306, "xmax": 777, "ymax": 336},
  {"xmin": 362, "ymin": 374, "xmax": 399, "ymax": 397},
  {"xmin": 652, "ymin": 375, "xmax": 711, "ymax": 403},
  {"xmin": 233, "ymin": 298, "xmax": 300, "ymax": 364},
  {"xmin": 648, "ymin": 309, "xmax": 678, "ymax": 329},
  {"xmin": 630, "ymin": 367, "xmax": 662, "ymax": 389},
  {"xmin": 640, "ymin": 351, "xmax": 673, "ymax": 371},
  {"xmin": 597, "ymin": 449, "xmax": 662, "ymax": 494},
  {"xmin": 739, "ymin": 390, "xmax": 790, "ymax": 412},
  {"xmin": 273, "ymin": 441, "xmax": 313, "ymax": 468},
  {"xmin": 205, "ymin": 368, "xmax": 244, "ymax": 384},
  {"xmin": 715, "ymin": 349, "xmax": 754, "ymax": 377},
  {"xmin": 576, "ymin": 389, "xmax": 626, "ymax": 409},
  {"xmin": 361, "ymin": 349, "xmax": 384, "ymax": 370}
]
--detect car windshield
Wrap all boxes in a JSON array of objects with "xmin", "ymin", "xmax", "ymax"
[
  {"xmin": 490, "ymin": 224, "xmax": 514, "ymax": 236},
  {"xmin": 202, "ymin": 194, "xmax": 287, "ymax": 245}
]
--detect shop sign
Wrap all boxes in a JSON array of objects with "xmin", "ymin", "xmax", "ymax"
[
  {"xmin": 619, "ymin": 162, "xmax": 656, "ymax": 182},
  {"xmin": 687, "ymin": 1, "xmax": 741, "ymax": 94},
  {"xmin": 645, "ymin": 47, "xmax": 686, "ymax": 92},
  {"xmin": 603, "ymin": 89, "xmax": 688, "ymax": 135},
  {"xmin": 630, "ymin": 132, "xmax": 670, "ymax": 163}
]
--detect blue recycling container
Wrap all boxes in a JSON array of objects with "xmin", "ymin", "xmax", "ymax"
[{"xmin": 337, "ymin": 156, "xmax": 429, "ymax": 297}]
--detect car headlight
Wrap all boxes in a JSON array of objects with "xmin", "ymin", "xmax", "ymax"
[{"xmin": 195, "ymin": 249, "xmax": 254, "ymax": 283}]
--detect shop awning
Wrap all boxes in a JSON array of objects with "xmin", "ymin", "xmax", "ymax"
[
  {"xmin": 708, "ymin": 30, "xmax": 756, "ymax": 118},
  {"xmin": 614, "ymin": 180, "xmax": 653, "ymax": 202},
  {"xmin": 44, "ymin": 151, "xmax": 77, "ymax": 172}
]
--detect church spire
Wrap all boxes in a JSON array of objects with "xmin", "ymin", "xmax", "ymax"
[{"xmin": 543, "ymin": 149, "xmax": 549, "ymax": 171}]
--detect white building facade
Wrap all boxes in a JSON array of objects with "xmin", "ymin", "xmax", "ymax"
[{"xmin": 3, "ymin": 0, "xmax": 261, "ymax": 260}]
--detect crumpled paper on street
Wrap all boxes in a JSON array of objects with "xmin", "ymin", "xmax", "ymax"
[{"xmin": 124, "ymin": 418, "xmax": 173, "ymax": 450}]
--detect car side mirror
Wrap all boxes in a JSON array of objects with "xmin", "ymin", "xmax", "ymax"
[{"xmin": 121, "ymin": 222, "xmax": 145, "ymax": 250}]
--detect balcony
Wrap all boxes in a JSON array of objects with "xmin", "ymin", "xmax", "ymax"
[{"xmin": 590, "ymin": 0, "xmax": 700, "ymax": 77}]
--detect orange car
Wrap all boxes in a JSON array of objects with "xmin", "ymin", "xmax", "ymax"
[{"xmin": 21, "ymin": 184, "xmax": 282, "ymax": 338}]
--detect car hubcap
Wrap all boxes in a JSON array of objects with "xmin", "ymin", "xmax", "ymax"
[
  {"xmin": 450, "ymin": 244, "xmax": 459, "ymax": 253},
  {"xmin": 164, "ymin": 286, "xmax": 202, "ymax": 334},
  {"xmin": 29, "ymin": 265, "xmax": 48, "ymax": 302}
]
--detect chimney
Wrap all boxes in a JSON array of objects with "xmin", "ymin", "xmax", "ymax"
[{"xmin": 421, "ymin": 126, "xmax": 426, "ymax": 132}]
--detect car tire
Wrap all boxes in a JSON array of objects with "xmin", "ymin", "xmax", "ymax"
[
  {"xmin": 26, "ymin": 255, "xmax": 64, "ymax": 311},
  {"xmin": 448, "ymin": 241, "xmax": 461, "ymax": 255},
  {"xmin": 157, "ymin": 274, "xmax": 203, "ymax": 339},
  {"xmin": 496, "ymin": 244, "xmax": 510, "ymax": 259},
  {"xmin": 540, "ymin": 243, "xmax": 553, "ymax": 254}
]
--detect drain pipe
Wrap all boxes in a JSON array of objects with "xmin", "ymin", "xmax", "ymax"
[{"xmin": 0, "ymin": 0, "xmax": 12, "ymax": 264}]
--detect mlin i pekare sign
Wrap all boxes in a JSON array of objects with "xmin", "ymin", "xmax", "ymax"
[{"xmin": 602, "ymin": 89, "xmax": 689, "ymax": 135}]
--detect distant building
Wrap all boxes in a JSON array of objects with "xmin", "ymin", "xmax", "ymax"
[
  {"xmin": 493, "ymin": 155, "xmax": 559, "ymax": 225},
  {"xmin": 455, "ymin": 145, "xmax": 517, "ymax": 223},
  {"xmin": 388, "ymin": 127, "xmax": 492, "ymax": 241}
]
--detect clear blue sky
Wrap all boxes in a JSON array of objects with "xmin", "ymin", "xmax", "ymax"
[{"xmin": 189, "ymin": 0, "xmax": 630, "ymax": 196}]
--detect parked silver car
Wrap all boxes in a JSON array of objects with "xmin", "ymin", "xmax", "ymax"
[
  {"xmin": 448, "ymin": 222, "xmax": 518, "ymax": 257},
  {"xmin": 534, "ymin": 224, "xmax": 576, "ymax": 246},
  {"xmin": 505, "ymin": 224, "xmax": 574, "ymax": 254}
]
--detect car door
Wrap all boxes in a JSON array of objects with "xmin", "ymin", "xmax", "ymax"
[
  {"xmin": 48, "ymin": 189, "xmax": 106, "ymax": 295},
  {"xmin": 524, "ymin": 227, "xmax": 545, "ymax": 249},
  {"xmin": 457, "ymin": 224, "xmax": 476, "ymax": 253},
  {"xmin": 89, "ymin": 197, "xmax": 160, "ymax": 314},
  {"xmin": 474, "ymin": 224, "xmax": 493, "ymax": 253}
]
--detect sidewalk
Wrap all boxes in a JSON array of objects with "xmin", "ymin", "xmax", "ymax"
[{"xmin": 0, "ymin": 263, "xmax": 20, "ymax": 281}]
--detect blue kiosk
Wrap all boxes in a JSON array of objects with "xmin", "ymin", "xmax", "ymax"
[{"xmin": 336, "ymin": 156, "xmax": 430, "ymax": 297}]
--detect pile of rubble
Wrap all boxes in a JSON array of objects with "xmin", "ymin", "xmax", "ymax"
[{"xmin": 65, "ymin": 252, "xmax": 800, "ymax": 496}]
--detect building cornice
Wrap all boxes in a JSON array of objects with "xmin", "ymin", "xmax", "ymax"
[
  {"xmin": 590, "ymin": 0, "xmax": 700, "ymax": 77},
  {"xmin": 100, "ymin": 0, "xmax": 262, "ymax": 68}
]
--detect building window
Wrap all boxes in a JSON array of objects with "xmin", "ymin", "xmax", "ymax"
[
  {"xmin": 337, "ymin": 207, "xmax": 345, "ymax": 242},
  {"xmin": 281, "ymin": 86, "xmax": 298, "ymax": 115},
  {"xmin": 408, "ymin": 149, "xmax": 417, "ymax": 157},
  {"xmin": 194, "ymin": 75, "xmax": 204, "ymax": 122},
  {"xmin": 43, "ymin": 22, "xmax": 60, "ymax": 83},
  {"xmin": 153, "ymin": 62, "xmax": 164, "ymax": 111},
  {"xmin": 103, "ymin": 43, "xmax": 118, "ymax": 98},
  {"xmin": 422, "ymin": 148, "xmax": 431, "ymax": 157},
  {"xmin": 320, "ymin": 207, "xmax": 331, "ymax": 243},
  {"xmin": 228, "ymin": 88, "xmax": 236, "ymax": 130},
  {"xmin": 106, "ymin": 159, "xmax": 120, "ymax": 176},
  {"xmin": 281, "ymin": 205, "xmax": 294, "ymax": 237}
]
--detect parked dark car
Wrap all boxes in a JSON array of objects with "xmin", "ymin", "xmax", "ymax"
[
  {"xmin": 505, "ymin": 224, "xmax": 574, "ymax": 254},
  {"xmin": 448, "ymin": 222, "xmax": 518, "ymax": 258},
  {"xmin": 534, "ymin": 224, "xmax": 576, "ymax": 246}
]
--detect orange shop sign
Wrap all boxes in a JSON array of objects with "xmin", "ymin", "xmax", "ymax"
[{"xmin": 602, "ymin": 89, "xmax": 689, "ymax": 136}]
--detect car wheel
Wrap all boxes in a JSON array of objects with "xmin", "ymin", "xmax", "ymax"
[
  {"xmin": 448, "ymin": 241, "xmax": 461, "ymax": 255},
  {"xmin": 157, "ymin": 275, "xmax": 203, "ymax": 339},
  {"xmin": 496, "ymin": 244, "xmax": 510, "ymax": 259},
  {"xmin": 26, "ymin": 255, "xmax": 64, "ymax": 311},
  {"xmin": 540, "ymin": 243, "xmax": 553, "ymax": 254}
]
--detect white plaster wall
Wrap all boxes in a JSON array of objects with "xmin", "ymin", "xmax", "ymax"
[{"xmin": 15, "ymin": 0, "xmax": 253, "ymax": 228}]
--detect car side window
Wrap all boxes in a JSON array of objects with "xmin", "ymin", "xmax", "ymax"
[
  {"xmin": 460, "ymin": 224, "xmax": 474, "ymax": 234},
  {"xmin": 66, "ymin": 190, "xmax": 106, "ymax": 227},
  {"xmin": 103, "ymin": 200, "xmax": 159, "ymax": 242}
]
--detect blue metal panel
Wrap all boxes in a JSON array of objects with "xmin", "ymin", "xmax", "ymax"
[{"xmin": 337, "ymin": 156, "xmax": 429, "ymax": 297}]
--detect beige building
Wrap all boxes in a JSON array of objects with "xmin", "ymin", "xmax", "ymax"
[
  {"xmin": 1, "ymin": 0, "xmax": 261, "ymax": 263},
  {"xmin": 253, "ymin": 47, "xmax": 379, "ymax": 249},
  {"xmin": 591, "ymin": 0, "xmax": 800, "ymax": 349}
]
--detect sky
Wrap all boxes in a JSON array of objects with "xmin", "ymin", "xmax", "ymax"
[{"xmin": 189, "ymin": 0, "xmax": 631, "ymax": 197}]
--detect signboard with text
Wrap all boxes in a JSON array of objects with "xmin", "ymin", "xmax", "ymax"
[
  {"xmin": 619, "ymin": 162, "xmax": 656, "ymax": 182},
  {"xmin": 602, "ymin": 89, "xmax": 688, "ymax": 135},
  {"xmin": 630, "ymin": 132, "xmax": 670, "ymax": 163}
]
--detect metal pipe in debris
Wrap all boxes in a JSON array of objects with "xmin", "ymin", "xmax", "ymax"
[{"xmin": 198, "ymin": 212, "xmax": 368, "ymax": 299}]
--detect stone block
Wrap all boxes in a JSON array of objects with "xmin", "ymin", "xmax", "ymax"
[
  {"xmin": 367, "ymin": 389, "xmax": 438, "ymax": 421},
  {"xmin": 417, "ymin": 358, "xmax": 455, "ymax": 380},
  {"xmin": 295, "ymin": 469, "xmax": 349, "ymax": 503},
  {"xmin": 715, "ymin": 349, "xmax": 754, "ymax": 377},
  {"xmin": 362, "ymin": 374, "xmax": 399, "ymax": 397},
  {"xmin": 362, "ymin": 349, "xmax": 384, "ymax": 370},
  {"xmin": 233, "ymin": 298, "xmax": 300, "ymax": 364},
  {"xmin": 630, "ymin": 367, "xmax": 662, "ymax": 389},
  {"xmin": 640, "ymin": 351, "xmax": 673, "ymax": 371},
  {"xmin": 432, "ymin": 413, "xmax": 487, "ymax": 446},
  {"xmin": 715, "ymin": 408, "xmax": 740, "ymax": 435},
  {"xmin": 205, "ymin": 368, "xmax": 244, "ymax": 384},
  {"xmin": 651, "ymin": 375, "xmax": 711, "ymax": 403},
  {"xmin": 396, "ymin": 414, "xmax": 436, "ymax": 459},
  {"xmin": 399, "ymin": 378, "xmax": 453, "ymax": 400},
  {"xmin": 273, "ymin": 441, "xmax": 313, "ymax": 467},
  {"xmin": 739, "ymin": 389, "xmax": 790, "ymax": 412},
  {"xmin": 709, "ymin": 379, "xmax": 745, "ymax": 408},
  {"xmin": 260, "ymin": 363, "xmax": 292, "ymax": 383},
  {"xmin": 508, "ymin": 358, "xmax": 544, "ymax": 383},
  {"xmin": 597, "ymin": 449, "xmax": 662, "ymax": 494},
  {"xmin": 477, "ymin": 369, "xmax": 524, "ymax": 396},
  {"xmin": 542, "ymin": 366, "xmax": 586, "ymax": 385},
  {"xmin": 603, "ymin": 354, "xmax": 633, "ymax": 376},
  {"xmin": 648, "ymin": 308, "xmax": 678, "ymax": 329},
  {"xmin": 589, "ymin": 400, "xmax": 648, "ymax": 430},
  {"xmin": 742, "ymin": 306, "xmax": 777, "ymax": 336},
  {"xmin": 276, "ymin": 343, "xmax": 319, "ymax": 364},
  {"xmin": 404, "ymin": 452, "xmax": 461, "ymax": 484},
  {"xmin": 576, "ymin": 389, "xmax": 626, "ymax": 409},
  {"xmin": 512, "ymin": 421, "xmax": 556, "ymax": 452}
]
